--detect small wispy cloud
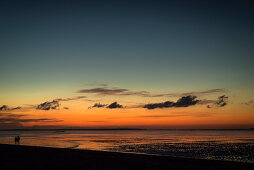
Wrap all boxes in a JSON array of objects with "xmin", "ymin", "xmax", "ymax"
[
  {"xmin": 241, "ymin": 100, "xmax": 254, "ymax": 107},
  {"xmin": 216, "ymin": 95, "xmax": 228, "ymax": 107},
  {"xmin": 206, "ymin": 95, "xmax": 229, "ymax": 108},
  {"xmin": 136, "ymin": 114, "xmax": 188, "ymax": 118},
  {"xmin": 0, "ymin": 112, "xmax": 63, "ymax": 128},
  {"xmin": 88, "ymin": 103, "xmax": 107, "ymax": 109},
  {"xmin": 0, "ymin": 117, "xmax": 63, "ymax": 123},
  {"xmin": 136, "ymin": 112, "xmax": 212, "ymax": 118},
  {"xmin": 56, "ymin": 96, "xmax": 87, "ymax": 101},
  {"xmin": 181, "ymin": 89, "xmax": 226, "ymax": 96},
  {"xmin": 0, "ymin": 105, "xmax": 22, "ymax": 111},
  {"xmin": 89, "ymin": 102, "xmax": 123, "ymax": 109},
  {"xmin": 0, "ymin": 112, "xmax": 25, "ymax": 118},
  {"xmin": 78, "ymin": 86, "xmax": 226, "ymax": 98},
  {"xmin": 78, "ymin": 87, "xmax": 135, "ymax": 95},
  {"xmin": 84, "ymin": 83, "xmax": 108, "ymax": 87}
]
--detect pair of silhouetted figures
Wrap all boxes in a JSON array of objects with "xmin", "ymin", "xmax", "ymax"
[{"xmin": 15, "ymin": 136, "xmax": 20, "ymax": 144}]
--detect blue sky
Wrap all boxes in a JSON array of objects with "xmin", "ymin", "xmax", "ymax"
[{"xmin": 0, "ymin": 0, "xmax": 253, "ymax": 107}]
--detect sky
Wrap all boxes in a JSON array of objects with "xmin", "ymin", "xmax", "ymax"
[{"xmin": 0, "ymin": 0, "xmax": 254, "ymax": 129}]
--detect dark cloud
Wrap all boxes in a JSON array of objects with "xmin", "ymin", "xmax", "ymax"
[
  {"xmin": 89, "ymin": 102, "xmax": 123, "ymax": 109},
  {"xmin": 205, "ymin": 95, "xmax": 229, "ymax": 108},
  {"xmin": 0, "ymin": 118, "xmax": 63, "ymax": 123},
  {"xmin": 36, "ymin": 96, "xmax": 87, "ymax": 111},
  {"xmin": 0, "ymin": 113, "xmax": 63, "ymax": 128},
  {"xmin": 36, "ymin": 100, "xmax": 60, "ymax": 110},
  {"xmin": 107, "ymin": 102, "xmax": 123, "ymax": 109},
  {"xmin": 78, "ymin": 86, "xmax": 225, "ymax": 98},
  {"xmin": 13, "ymin": 106, "xmax": 22, "ymax": 110},
  {"xmin": 0, "ymin": 105, "xmax": 8, "ymax": 110},
  {"xmin": 0, "ymin": 113, "xmax": 25, "ymax": 118},
  {"xmin": 0, "ymin": 112, "xmax": 64, "ymax": 129},
  {"xmin": 174, "ymin": 96, "xmax": 200, "ymax": 107},
  {"xmin": 63, "ymin": 107, "xmax": 69, "ymax": 110},
  {"xmin": 144, "ymin": 101, "xmax": 174, "ymax": 109},
  {"xmin": 89, "ymin": 103, "xmax": 107, "ymax": 109},
  {"xmin": 216, "ymin": 95, "xmax": 228, "ymax": 107},
  {"xmin": 0, "ymin": 105, "xmax": 22, "ymax": 111},
  {"xmin": 144, "ymin": 96, "xmax": 200, "ymax": 109}
]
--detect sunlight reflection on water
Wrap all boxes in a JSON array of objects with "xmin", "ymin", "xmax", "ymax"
[{"xmin": 0, "ymin": 130, "xmax": 254, "ymax": 163}]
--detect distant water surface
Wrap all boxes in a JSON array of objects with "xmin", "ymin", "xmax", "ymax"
[{"xmin": 0, "ymin": 130, "xmax": 254, "ymax": 163}]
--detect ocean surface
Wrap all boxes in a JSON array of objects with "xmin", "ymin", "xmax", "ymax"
[{"xmin": 0, "ymin": 130, "xmax": 254, "ymax": 163}]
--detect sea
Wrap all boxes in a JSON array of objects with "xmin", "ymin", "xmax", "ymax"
[{"xmin": 0, "ymin": 129, "xmax": 254, "ymax": 163}]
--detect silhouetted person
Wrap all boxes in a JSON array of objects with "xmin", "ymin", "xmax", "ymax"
[{"xmin": 15, "ymin": 136, "xmax": 20, "ymax": 144}]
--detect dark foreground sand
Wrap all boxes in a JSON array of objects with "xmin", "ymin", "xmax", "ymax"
[{"xmin": 1, "ymin": 144, "xmax": 253, "ymax": 170}]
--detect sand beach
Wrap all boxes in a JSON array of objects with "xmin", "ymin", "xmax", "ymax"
[{"xmin": 1, "ymin": 144, "xmax": 254, "ymax": 170}]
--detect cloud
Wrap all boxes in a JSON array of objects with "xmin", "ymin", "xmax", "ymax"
[
  {"xmin": 78, "ymin": 87, "xmax": 130, "ymax": 95},
  {"xmin": 144, "ymin": 101, "xmax": 174, "ymax": 109},
  {"xmin": 242, "ymin": 100, "xmax": 254, "ymax": 107},
  {"xmin": 0, "ymin": 112, "xmax": 25, "ymax": 118},
  {"xmin": 174, "ymin": 96, "xmax": 200, "ymax": 107},
  {"xmin": 136, "ymin": 112, "xmax": 212, "ymax": 118},
  {"xmin": 88, "ymin": 102, "xmax": 123, "ymax": 109},
  {"xmin": 89, "ymin": 103, "xmax": 107, "ymax": 109},
  {"xmin": 206, "ymin": 95, "xmax": 229, "ymax": 108},
  {"xmin": 84, "ymin": 83, "xmax": 108, "ymax": 87},
  {"xmin": 216, "ymin": 95, "xmax": 228, "ymax": 107},
  {"xmin": 136, "ymin": 114, "xmax": 188, "ymax": 118},
  {"xmin": 56, "ymin": 96, "xmax": 87, "ymax": 101},
  {"xmin": 0, "ymin": 112, "xmax": 65, "ymax": 129},
  {"xmin": 107, "ymin": 102, "xmax": 123, "ymax": 109},
  {"xmin": 78, "ymin": 86, "xmax": 226, "ymax": 98},
  {"xmin": 36, "ymin": 96, "xmax": 87, "ymax": 111},
  {"xmin": 0, "ymin": 105, "xmax": 8, "ymax": 110},
  {"xmin": 36, "ymin": 100, "xmax": 60, "ymax": 110},
  {"xmin": 0, "ymin": 118, "xmax": 63, "ymax": 123},
  {"xmin": 198, "ymin": 99, "xmax": 216, "ymax": 105},
  {"xmin": 63, "ymin": 107, "xmax": 69, "ymax": 110},
  {"xmin": 144, "ymin": 96, "xmax": 200, "ymax": 109},
  {"xmin": 181, "ymin": 88, "xmax": 226, "ymax": 96},
  {"xmin": 149, "ymin": 88, "xmax": 226, "ymax": 97},
  {"xmin": 0, "ymin": 105, "xmax": 22, "ymax": 111},
  {"xmin": 0, "ymin": 112, "xmax": 63, "ymax": 128}
]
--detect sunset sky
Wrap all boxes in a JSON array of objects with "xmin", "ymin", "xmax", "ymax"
[{"xmin": 0, "ymin": 0, "xmax": 253, "ymax": 129}]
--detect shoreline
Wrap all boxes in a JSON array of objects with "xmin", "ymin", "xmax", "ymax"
[
  {"xmin": 1, "ymin": 128, "xmax": 254, "ymax": 131},
  {"xmin": 1, "ymin": 144, "xmax": 254, "ymax": 170}
]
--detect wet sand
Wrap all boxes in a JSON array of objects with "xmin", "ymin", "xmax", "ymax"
[{"xmin": 1, "ymin": 144, "xmax": 253, "ymax": 170}]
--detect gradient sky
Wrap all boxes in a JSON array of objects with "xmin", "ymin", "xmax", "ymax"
[{"xmin": 0, "ymin": 0, "xmax": 254, "ymax": 129}]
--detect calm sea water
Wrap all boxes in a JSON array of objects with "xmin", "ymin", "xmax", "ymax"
[{"xmin": 0, "ymin": 130, "xmax": 254, "ymax": 163}]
